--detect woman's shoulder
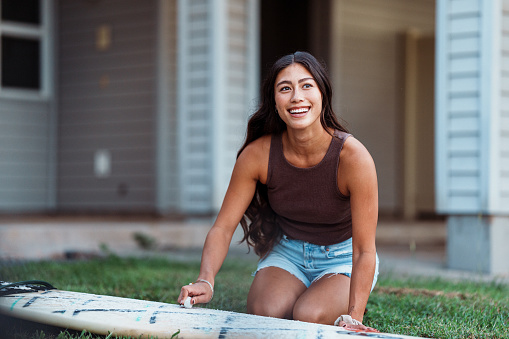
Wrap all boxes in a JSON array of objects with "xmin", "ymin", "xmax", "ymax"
[
  {"xmin": 239, "ymin": 135, "xmax": 272, "ymax": 159},
  {"xmin": 340, "ymin": 136, "xmax": 375, "ymax": 168},
  {"xmin": 237, "ymin": 135, "xmax": 272, "ymax": 169},
  {"xmin": 237, "ymin": 135, "xmax": 272, "ymax": 183},
  {"xmin": 337, "ymin": 136, "xmax": 377, "ymax": 195}
]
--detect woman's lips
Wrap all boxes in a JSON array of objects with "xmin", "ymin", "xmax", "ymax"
[{"xmin": 288, "ymin": 107, "xmax": 310, "ymax": 117}]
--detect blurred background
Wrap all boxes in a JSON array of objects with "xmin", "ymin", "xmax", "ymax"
[
  {"xmin": 1, "ymin": 0, "xmax": 507, "ymax": 275},
  {"xmin": 0, "ymin": 0, "xmax": 436, "ymax": 217}
]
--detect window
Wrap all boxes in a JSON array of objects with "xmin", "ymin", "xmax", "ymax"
[
  {"xmin": 0, "ymin": 0, "xmax": 49, "ymax": 96},
  {"xmin": 1, "ymin": 0, "xmax": 40, "ymax": 24},
  {"xmin": 2, "ymin": 36, "xmax": 40, "ymax": 89}
]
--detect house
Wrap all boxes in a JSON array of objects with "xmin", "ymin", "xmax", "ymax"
[{"xmin": 0, "ymin": 0, "xmax": 507, "ymax": 273}]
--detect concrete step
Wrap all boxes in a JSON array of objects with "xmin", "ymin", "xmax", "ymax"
[{"xmin": 0, "ymin": 217, "xmax": 445, "ymax": 260}]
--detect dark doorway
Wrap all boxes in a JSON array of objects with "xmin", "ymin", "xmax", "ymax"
[{"xmin": 260, "ymin": 0, "xmax": 331, "ymax": 82}]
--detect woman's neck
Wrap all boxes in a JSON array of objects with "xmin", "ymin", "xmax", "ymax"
[{"xmin": 283, "ymin": 126, "xmax": 333, "ymax": 166}]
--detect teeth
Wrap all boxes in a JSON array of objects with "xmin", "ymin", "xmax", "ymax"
[{"xmin": 289, "ymin": 108, "xmax": 309, "ymax": 114}]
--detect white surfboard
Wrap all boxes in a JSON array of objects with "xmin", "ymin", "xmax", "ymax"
[{"xmin": 0, "ymin": 281, "xmax": 428, "ymax": 339}]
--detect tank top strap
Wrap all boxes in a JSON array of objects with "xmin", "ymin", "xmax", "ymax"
[
  {"xmin": 266, "ymin": 133, "xmax": 284, "ymax": 187},
  {"xmin": 331, "ymin": 130, "xmax": 351, "ymax": 159}
]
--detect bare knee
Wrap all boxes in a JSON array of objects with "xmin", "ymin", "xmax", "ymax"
[
  {"xmin": 292, "ymin": 273, "xmax": 351, "ymax": 325},
  {"xmin": 247, "ymin": 297, "xmax": 293, "ymax": 319},
  {"xmin": 293, "ymin": 296, "xmax": 348, "ymax": 325},
  {"xmin": 293, "ymin": 303, "xmax": 331, "ymax": 324},
  {"xmin": 247, "ymin": 267, "xmax": 306, "ymax": 320}
]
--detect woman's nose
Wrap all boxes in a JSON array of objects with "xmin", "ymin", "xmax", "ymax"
[{"xmin": 291, "ymin": 88, "xmax": 303, "ymax": 102}]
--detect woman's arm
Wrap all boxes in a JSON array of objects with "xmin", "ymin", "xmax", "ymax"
[
  {"xmin": 178, "ymin": 137, "xmax": 269, "ymax": 306},
  {"xmin": 339, "ymin": 137, "xmax": 378, "ymax": 323}
]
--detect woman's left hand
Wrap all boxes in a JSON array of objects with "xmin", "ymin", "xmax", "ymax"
[
  {"xmin": 335, "ymin": 315, "xmax": 379, "ymax": 333},
  {"xmin": 337, "ymin": 321, "xmax": 379, "ymax": 332}
]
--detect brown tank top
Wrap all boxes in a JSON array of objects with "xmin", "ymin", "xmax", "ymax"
[{"xmin": 266, "ymin": 130, "xmax": 352, "ymax": 245}]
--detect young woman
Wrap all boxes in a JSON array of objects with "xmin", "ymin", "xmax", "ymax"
[{"xmin": 178, "ymin": 51, "xmax": 379, "ymax": 332}]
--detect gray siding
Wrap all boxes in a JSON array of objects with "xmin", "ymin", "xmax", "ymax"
[
  {"xmin": 435, "ymin": 0, "xmax": 483, "ymax": 213},
  {"xmin": 435, "ymin": 0, "xmax": 509, "ymax": 214},
  {"xmin": 178, "ymin": 0, "xmax": 214, "ymax": 212},
  {"xmin": 178, "ymin": 0, "xmax": 258, "ymax": 213},
  {"xmin": 499, "ymin": 1, "xmax": 509, "ymax": 211},
  {"xmin": 445, "ymin": 0, "xmax": 482, "ymax": 211},
  {"xmin": 221, "ymin": 0, "xmax": 255, "ymax": 196},
  {"xmin": 57, "ymin": 0, "xmax": 157, "ymax": 211},
  {"xmin": 0, "ymin": 99, "xmax": 54, "ymax": 212}
]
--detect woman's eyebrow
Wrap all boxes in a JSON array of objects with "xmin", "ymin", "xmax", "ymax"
[
  {"xmin": 276, "ymin": 80, "xmax": 291, "ymax": 87},
  {"xmin": 276, "ymin": 77, "xmax": 315, "ymax": 88},
  {"xmin": 298, "ymin": 77, "xmax": 314, "ymax": 83}
]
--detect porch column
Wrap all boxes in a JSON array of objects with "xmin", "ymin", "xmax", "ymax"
[
  {"xmin": 435, "ymin": 0, "xmax": 509, "ymax": 274},
  {"xmin": 177, "ymin": 0, "xmax": 259, "ymax": 214}
]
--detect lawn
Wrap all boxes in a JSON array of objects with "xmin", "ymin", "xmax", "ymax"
[{"xmin": 0, "ymin": 254, "xmax": 508, "ymax": 339}]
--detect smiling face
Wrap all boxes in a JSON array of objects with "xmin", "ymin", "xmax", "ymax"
[{"xmin": 274, "ymin": 63, "xmax": 323, "ymax": 131}]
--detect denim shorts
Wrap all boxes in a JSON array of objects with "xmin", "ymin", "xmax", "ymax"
[{"xmin": 255, "ymin": 235, "xmax": 379, "ymax": 290}]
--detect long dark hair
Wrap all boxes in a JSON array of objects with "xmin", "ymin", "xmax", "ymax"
[{"xmin": 238, "ymin": 51, "xmax": 348, "ymax": 257}]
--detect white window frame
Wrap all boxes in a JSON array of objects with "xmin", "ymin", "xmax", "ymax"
[{"xmin": 0, "ymin": 0, "xmax": 53, "ymax": 100}]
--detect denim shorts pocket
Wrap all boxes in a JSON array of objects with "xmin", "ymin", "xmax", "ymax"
[
  {"xmin": 324, "ymin": 239, "xmax": 353, "ymax": 259},
  {"xmin": 325, "ymin": 250, "xmax": 352, "ymax": 259}
]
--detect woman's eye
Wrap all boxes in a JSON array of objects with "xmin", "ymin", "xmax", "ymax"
[
  {"xmin": 280, "ymin": 86, "xmax": 291, "ymax": 91},
  {"xmin": 303, "ymin": 83, "xmax": 312, "ymax": 89}
]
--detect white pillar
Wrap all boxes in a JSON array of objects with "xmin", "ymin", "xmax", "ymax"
[
  {"xmin": 177, "ymin": 0, "xmax": 259, "ymax": 213},
  {"xmin": 435, "ymin": 0, "xmax": 509, "ymax": 274}
]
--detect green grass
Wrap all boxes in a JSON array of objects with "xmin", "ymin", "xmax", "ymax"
[{"xmin": 1, "ymin": 255, "xmax": 508, "ymax": 339}]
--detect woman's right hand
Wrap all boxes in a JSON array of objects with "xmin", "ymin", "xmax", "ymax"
[
  {"xmin": 178, "ymin": 280, "xmax": 214, "ymax": 307},
  {"xmin": 176, "ymin": 137, "xmax": 264, "ymax": 308}
]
